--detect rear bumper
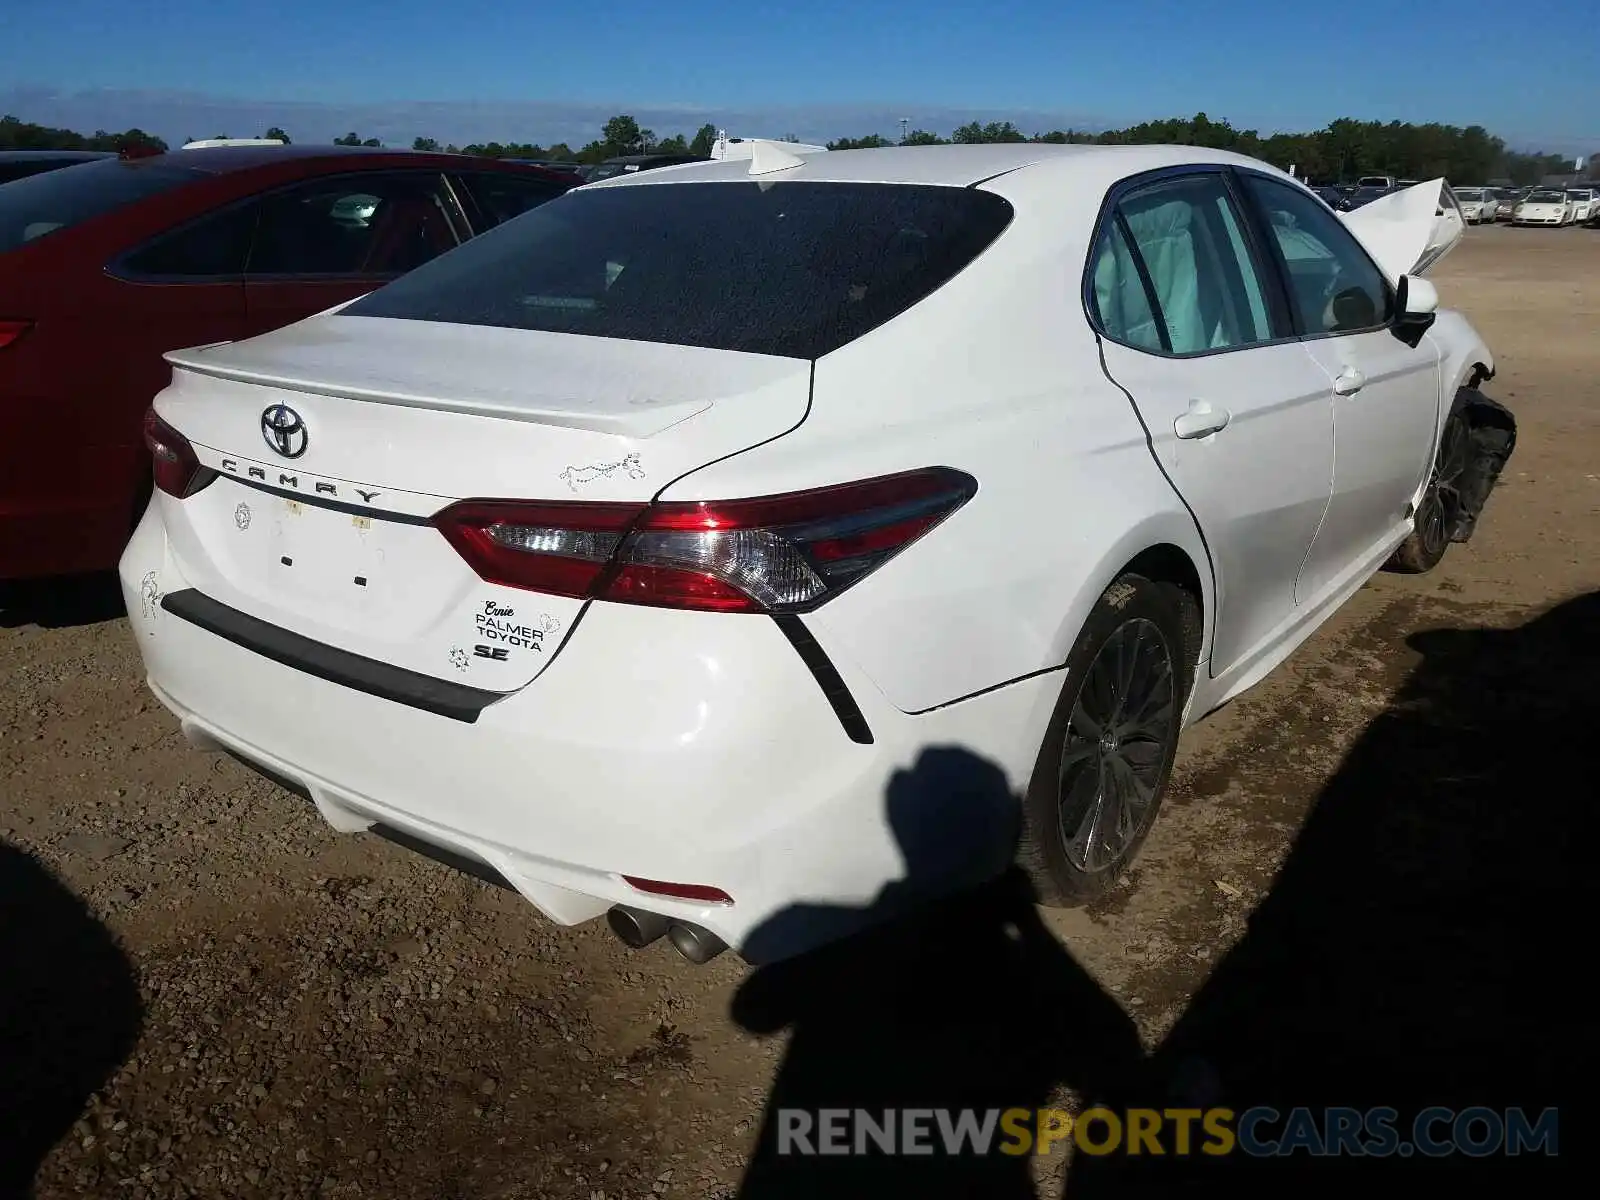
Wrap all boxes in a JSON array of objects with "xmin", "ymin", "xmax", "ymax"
[{"xmin": 119, "ymin": 505, "xmax": 1057, "ymax": 961}]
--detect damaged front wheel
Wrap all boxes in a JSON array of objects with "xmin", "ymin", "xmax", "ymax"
[{"xmin": 1386, "ymin": 386, "xmax": 1515, "ymax": 575}]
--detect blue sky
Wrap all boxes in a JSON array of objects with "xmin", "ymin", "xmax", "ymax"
[{"xmin": 2, "ymin": 1, "xmax": 1595, "ymax": 153}]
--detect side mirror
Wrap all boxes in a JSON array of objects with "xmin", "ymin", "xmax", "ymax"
[{"xmin": 1392, "ymin": 274, "xmax": 1438, "ymax": 347}]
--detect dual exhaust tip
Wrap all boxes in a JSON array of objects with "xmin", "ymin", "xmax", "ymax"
[{"xmin": 607, "ymin": 904, "xmax": 727, "ymax": 964}]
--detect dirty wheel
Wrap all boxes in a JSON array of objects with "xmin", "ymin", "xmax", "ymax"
[
  {"xmin": 1386, "ymin": 404, "xmax": 1473, "ymax": 574},
  {"xmin": 1020, "ymin": 574, "xmax": 1196, "ymax": 905}
]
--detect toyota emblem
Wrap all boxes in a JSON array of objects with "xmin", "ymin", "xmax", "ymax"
[{"xmin": 261, "ymin": 404, "xmax": 308, "ymax": 459}]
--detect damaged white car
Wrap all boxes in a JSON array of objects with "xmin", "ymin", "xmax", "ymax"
[{"xmin": 122, "ymin": 148, "xmax": 1514, "ymax": 964}]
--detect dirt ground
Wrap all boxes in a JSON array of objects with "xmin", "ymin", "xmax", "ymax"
[{"xmin": 3, "ymin": 225, "xmax": 1593, "ymax": 1198}]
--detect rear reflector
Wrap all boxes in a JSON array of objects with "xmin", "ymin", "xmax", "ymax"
[
  {"xmin": 623, "ymin": 876, "xmax": 734, "ymax": 905},
  {"xmin": 0, "ymin": 319, "xmax": 31, "ymax": 351},
  {"xmin": 142, "ymin": 407, "xmax": 215, "ymax": 499},
  {"xmin": 433, "ymin": 467, "xmax": 977, "ymax": 615}
]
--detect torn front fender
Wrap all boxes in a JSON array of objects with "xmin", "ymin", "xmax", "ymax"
[
  {"xmin": 1452, "ymin": 389, "xmax": 1517, "ymax": 544},
  {"xmin": 1339, "ymin": 178, "xmax": 1466, "ymax": 282}
]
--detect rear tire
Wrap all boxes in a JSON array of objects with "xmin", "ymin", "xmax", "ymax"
[
  {"xmin": 1019, "ymin": 574, "xmax": 1198, "ymax": 906},
  {"xmin": 1385, "ymin": 397, "xmax": 1473, "ymax": 575}
]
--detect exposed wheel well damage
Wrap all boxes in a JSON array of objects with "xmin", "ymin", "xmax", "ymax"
[{"xmin": 1451, "ymin": 384, "xmax": 1517, "ymax": 544}]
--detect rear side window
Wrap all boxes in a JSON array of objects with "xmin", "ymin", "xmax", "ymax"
[
  {"xmin": 1092, "ymin": 173, "xmax": 1273, "ymax": 355},
  {"xmin": 456, "ymin": 172, "xmax": 568, "ymax": 230},
  {"xmin": 120, "ymin": 202, "xmax": 259, "ymax": 277},
  {"xmin": 0, "ymin": 159, "xmax": 204, "ymax": 254},
  {"xmin": 344, "ymin": 182, "xmax": 1015, "ymax": 359}
]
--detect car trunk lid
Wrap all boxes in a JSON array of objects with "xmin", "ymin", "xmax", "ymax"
[{"xmin": 154, "ymin": 314, "xmax": 812, "ymax": 693}]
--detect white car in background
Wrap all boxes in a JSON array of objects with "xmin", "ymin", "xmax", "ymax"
[
  {"xmin": 1514, "ymin": 188, "xmax": 1574, "ymax": 225},
  {"xmin": 1567, "ymin": 188, "xmax": 1596, "ymax": 223},
  {"xmin": 1453, "ymin": 187, "xmax": 1497, "ymax": 223},
  {"xmin": 122, "ymin": 148, "xmax": 1515, "ymax": 965}
]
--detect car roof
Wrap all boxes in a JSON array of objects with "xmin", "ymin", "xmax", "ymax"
[
  {"xmin": 141, "ymin": 143, "xmax": 554, "ymax": 175},
  {"xmin": 0, "ymin": 149, "xmax": 117, "ymax": 161},
  {"xmin": 582, "ymin": 142, "xmax": 1292, "ymax": 191}
]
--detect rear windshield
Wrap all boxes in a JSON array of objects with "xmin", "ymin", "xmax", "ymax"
[
  {"xmin": 344, "ymin": 181, "xmax": 1015, "ymax": 359},
  {"xmin": 0, "ymin": 158, "xmax": 204, "ymax": 254}
]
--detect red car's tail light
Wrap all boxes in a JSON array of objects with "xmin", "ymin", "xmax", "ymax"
[
  {"xmin": 0, "ymin": 319, "xmax": 32, "ymax": 351},
  {"xmin": 142, "ymin": 407, "xmax": 214, "ymax": 498},
  {"xmin": 433, "ymin": 467, "xmax": 977, "ymax": 614}
]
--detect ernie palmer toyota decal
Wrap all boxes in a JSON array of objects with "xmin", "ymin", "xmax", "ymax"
[{"xmin": 476, "ymin": 601, "xmax": 559, "ymax": 651}]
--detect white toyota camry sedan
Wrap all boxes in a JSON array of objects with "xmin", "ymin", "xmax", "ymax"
[{"xmin": 121, "ymin": 144, "xmax": 1516, "ymax": 964}]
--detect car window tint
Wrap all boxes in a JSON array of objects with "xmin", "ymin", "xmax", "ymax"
[
  {"xmin": 0, "ymin": 159, "xmax": 204, "ymax": 255},
  {"xmin": 247, "ymin": 172, "xmax": 456, "ymax": 277},
  {"xmin": 458, "ymin": 173, "xmax": 568, "ymax": 230},
  {"xmin": 343, "ymin": 182, "xmax": 1015, "ymax": 360},
  {"xmin": 1112, "ymin": 174, "xmax": 1272, "ymax": 354},
  {"xmin": 121, "ymin": 201, "xmax": 258, "ymax": 277},
  {"xmin": 1090, "ymin": 220, "xmax": 1164, "ymax": 352},
  {"xmin": 1242, "ymin": 175, "xmax": 1393, "ymax": 335}
]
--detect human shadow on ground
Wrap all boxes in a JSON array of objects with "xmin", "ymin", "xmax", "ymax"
[
  {"xmin": 729, "ymin": 592, "xmax": 1589, "ymax": 1197},
  {"xmin": 729, "ymin": 746, "xmax": 1144, "ymax": 1199},
  {"xmin": 1062, "ymin": 591, "xmax": 1594, "ymax": 1193},
  {"xmin": 0, "ymin": 841, "xmax": 144, "ymax": 1198}
]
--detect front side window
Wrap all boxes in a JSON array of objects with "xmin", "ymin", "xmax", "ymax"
[
  {"xmin": 1099, "ymin": 173, "xmax": 1273, "ymax": 355},
  {"xmin": 1242, "ymin": 175, "xmax": 1393, "ymax": 336},
  {"xmin": 247, "ymin": 172, "xmax": 458, "ymax": 277},
  {"xmin": 344, "ymin": 182, "xmax": 1015, "ymax": 360},
  {"xmin": 457, "ymin": 172, "xmax": 569, "ymax": 230}
]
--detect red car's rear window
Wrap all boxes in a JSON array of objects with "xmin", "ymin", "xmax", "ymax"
[{"xmin": 0, "ymin": 158, "xmax": 205, "ymax": 255}]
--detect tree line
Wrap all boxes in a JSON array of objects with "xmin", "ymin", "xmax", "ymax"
[{"xmin": 4, "ymin": 110, "xmax": 1589, "ymax": 186}]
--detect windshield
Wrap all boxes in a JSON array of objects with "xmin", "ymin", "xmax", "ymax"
[
  {"xmin": 345, "ymin": 181, "xmax": 1015, "ymax": 359},
  {"xmin": 1527, "ymin": 190, "xmax": 1565, "ymax": 202},
  {"xmin": 1454, "ymin": 189, "xmax": 1483, "ymax": 200},
  {"xmin": 0, "ymin": 157, "xmax": 204, "ymax": 254}
]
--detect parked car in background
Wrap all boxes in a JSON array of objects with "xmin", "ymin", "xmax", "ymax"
[
  {"xmin": 1344, "ymin": 184, "xmax": 1393, "ymax": 209},
  {"xmin": 1513, "ymin": 188, "xmax": 1573, "ymax": 226},
  {"xmin": 0, "ymin": 144, "xmax": 576, "ymax": 580},
  {"xmin": 0, "ymin": 149, "xmax": 115, "ymax": 184},
  {"xmin": 1356, "ymin": 174, "xmax": 1396, "ymax": 189},
  {"xmin": 1453, "ymin": 187, "xmax": 1497, "ymax": 223},
  {"xmin": 1495, "ymin": 189, "xmax": 1524, "ymax": 221},
  {"xmin": 1566, "ymin": 187, "xmax": 1596, "ymax": 223},
  {"xmin": 122, "ymin": 143, "xmax": 1512, "ymax": 966}
]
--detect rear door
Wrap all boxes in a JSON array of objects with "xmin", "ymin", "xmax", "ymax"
[
  {"xmin": 1238, "ymin": 172, "xmax": 1442, "ymax": 603},
  {"xmin": 1090, "ymin": 169, "xmax": 1336, "ymax": 677},
  {"xmin": 242, "ymin": 171, "xmax": 466, "ymax": 336}
]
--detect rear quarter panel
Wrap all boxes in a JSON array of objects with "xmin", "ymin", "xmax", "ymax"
[{"xmin": 658, "ymin": 167, "xmax": 1214, "ymax": 716}]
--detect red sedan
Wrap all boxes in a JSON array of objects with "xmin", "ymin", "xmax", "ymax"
[{"xmin": 0, "ymin": 144, "xmax": 575, "ymax": 580}]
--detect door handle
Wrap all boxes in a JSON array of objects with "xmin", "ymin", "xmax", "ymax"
[
  {"xmin": 1333, "ymin": 367, "xmax": 1366, "ymax": 396},
  {"xmin": 1173, "ymin": 400, "xmax": 1231, "ymax": 440}
]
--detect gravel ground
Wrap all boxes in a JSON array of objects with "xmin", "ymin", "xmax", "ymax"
[{"xmin": 3, "ymin": 225, "xmax": 1593, "ymax": 1197}]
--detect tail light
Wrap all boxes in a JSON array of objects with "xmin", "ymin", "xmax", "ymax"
[
  {"xmin": 0, "ymin": 319, "xmax": 31, "ymax": 351},
  {"xmin": 434, "ymin": 467, "xmax": 977, "ymax": 614},
  {"xmin": 142, "ymin": 407, "xmax": 215, "ymax": 498}
]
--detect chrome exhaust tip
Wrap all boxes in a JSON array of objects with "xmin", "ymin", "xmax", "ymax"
[
  {"xmin": 666, "ymin": 921, "xmax": 728, "ymax": 965},
  {"xmin": 606, "ymin": 905, "xmax": 670, "ymax": 949}
]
